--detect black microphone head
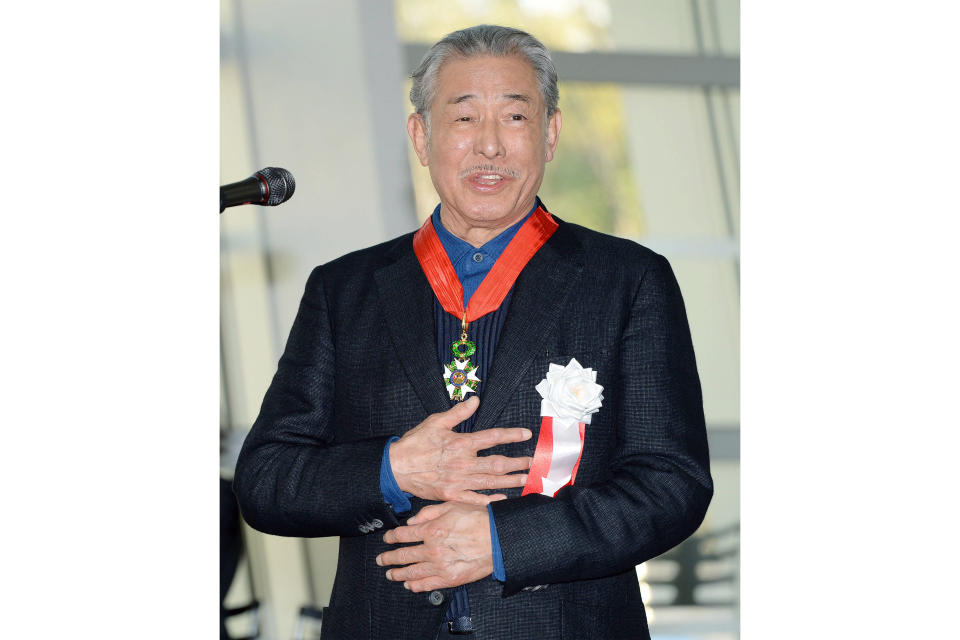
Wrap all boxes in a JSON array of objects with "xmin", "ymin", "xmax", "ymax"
[{"xmin": 256, "ymin": 167, "xmax": 296, "ymax": 206}]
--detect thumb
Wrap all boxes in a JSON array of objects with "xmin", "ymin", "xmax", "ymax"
[
  {"xmin": 407, "ymin": 502, "xmax": 450, "ymax": 525},
  {"xmin": 438, "ymin": 395, "xmax": 479, "ymax": 429}
]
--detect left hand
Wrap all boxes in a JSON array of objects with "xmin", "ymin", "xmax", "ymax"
[{"xmin": 377, "ymin": 501, "xmax": 496, "ymax": 592}]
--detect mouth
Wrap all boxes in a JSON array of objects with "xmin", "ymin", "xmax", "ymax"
[
  {"xmin": 472, "ymin": 172, "xmax": 506, "ymax": 186},
  {"xmin": 463, "ymin": 167, "xmax": 517, "ymax": 192}
]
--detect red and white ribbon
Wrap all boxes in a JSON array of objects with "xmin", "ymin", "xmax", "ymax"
[
  {"xmin": 522, "ymin": 415, "xmax": 586, "ymax": 497},
  {"xmin": 522, "ymin": 359, "xmax": 603, "ymax": 498}
]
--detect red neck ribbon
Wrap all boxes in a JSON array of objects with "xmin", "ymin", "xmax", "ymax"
[{"xmin": 413, "ymin": 206, "xmax": 558, "ymax": 324}]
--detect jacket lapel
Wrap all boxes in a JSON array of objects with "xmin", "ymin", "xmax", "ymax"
[
  {"xmin": 473, "ymin": 220, "xmax": 585, "ymax": 431},
  {"xmin": 374, "ymin": 241, "xmax": 452, "ymax": 417}
]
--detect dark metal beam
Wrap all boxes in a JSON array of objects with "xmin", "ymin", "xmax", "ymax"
[{"xmin": 402, "ymin": 44, "xmax": 739, "ymax": 88}]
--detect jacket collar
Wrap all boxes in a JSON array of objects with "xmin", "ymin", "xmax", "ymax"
[{"xmin": 374, "ymin": 217, "xmax": 586, "ymax": 427}]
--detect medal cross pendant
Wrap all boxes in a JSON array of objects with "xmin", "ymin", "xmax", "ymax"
[{"xmin": 443, "ymin": 314, "xmax": 481, "ymax": 401}]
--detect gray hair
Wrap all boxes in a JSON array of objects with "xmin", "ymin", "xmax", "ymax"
[{"xmin": 409, "ymin": 25, "xmax": 559, "ymax": 127}]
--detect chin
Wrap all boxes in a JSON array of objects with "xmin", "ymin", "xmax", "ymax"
[
  {"xmin": 464, "ymin": 205, "xmax": 519, "ymax": 226},
  {"xmin": 462, "ymin": 195, "xmax": 527, "ymax": 220}
]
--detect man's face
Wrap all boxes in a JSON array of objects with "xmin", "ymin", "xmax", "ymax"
[{"xmin": 407, "ymin": 54, "xmax": 561, "ymax": 231}]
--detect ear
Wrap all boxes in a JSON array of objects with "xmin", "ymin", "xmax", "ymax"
[
  {"xmin": 544, "ymin": 109, "xmax": 561, "ymax": 163},
  {"xmin": 407, "ymin": 113, "xmax": 429, "ymax": 167}
]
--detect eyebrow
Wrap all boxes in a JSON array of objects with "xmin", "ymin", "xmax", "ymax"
[{"xmin": 447, "ymin": 93, "xmax": 532, "ymax": 105}]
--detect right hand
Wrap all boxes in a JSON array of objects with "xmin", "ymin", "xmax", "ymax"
[{"xmin": 389, "ymin": 396, "xmax": 533, "ymax": 506}]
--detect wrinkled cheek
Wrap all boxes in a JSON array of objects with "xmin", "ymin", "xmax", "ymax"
[{"xmin": 430, "ymin": 140, "xmax": 472, "ymax": 170}]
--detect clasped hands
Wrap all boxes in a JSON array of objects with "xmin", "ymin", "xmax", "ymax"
[{"xmin": 376, "ymin": 395, "xmax": 532, "ymax": 592}]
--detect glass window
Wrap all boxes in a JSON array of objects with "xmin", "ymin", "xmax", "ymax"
[
  {"xmin": 396, "ymin": 0, "xmax": 739, "ymax": 56},
  {"xmin": 396, "ymin": 0, "xmax": 613, "ymax": 51}
]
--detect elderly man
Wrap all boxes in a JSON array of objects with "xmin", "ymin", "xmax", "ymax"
[{"xmin": 234, "ymin": 24, "xmax": 712, "ymax": 640}]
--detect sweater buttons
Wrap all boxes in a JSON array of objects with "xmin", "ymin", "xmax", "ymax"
[{"xmin": 428, "ymin": 590, "xmax": 445, "ymax": 606}]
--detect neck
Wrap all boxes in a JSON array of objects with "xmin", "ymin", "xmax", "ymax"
[{"xmin": 439, "ymin": 204, "xmax": 534, "ymax": 248}]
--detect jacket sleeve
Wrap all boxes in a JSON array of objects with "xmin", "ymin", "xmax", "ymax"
[
  {"xmin": 489, "ymin": 253, "xmax": 714, "ymax": 595},
  {"xmin": 232, "ymin": 266, "xmax": 404, "ymax": 538}
]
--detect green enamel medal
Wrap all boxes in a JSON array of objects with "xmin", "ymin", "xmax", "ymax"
[{"xmin": 443, "ymin": 314, "xmax": 481, "ymax": 401}]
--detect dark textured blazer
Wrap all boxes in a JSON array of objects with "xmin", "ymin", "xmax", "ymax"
[{"xmin": 233, "ymin": 217, "xmax": 713, "ymax": 640}]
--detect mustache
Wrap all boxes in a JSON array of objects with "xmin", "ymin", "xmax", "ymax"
[{"xmin": 458, "ymin": 164, "xmax": 520, "ymax": 179}]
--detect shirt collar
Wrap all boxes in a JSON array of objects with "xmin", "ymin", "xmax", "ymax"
[{"xmin": 430, "ymin": 198, "xmax": 540, "ymax": 268}]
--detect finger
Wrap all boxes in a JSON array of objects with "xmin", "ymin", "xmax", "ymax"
[
  {"xmin": 468, "ymin": 427, "xmax": 533, "ymax": 450},
  {"xmin": 383, "ymin": 524, "xmax": 427, "ymax": 545},
  {"xmin": 468, "ymin": 473, "xmax": 528, "ymax": 491},
  {"xmin": 404, "ymin": 575, "xmax": 450, "ymax": 593},
  {"xmin": 386, "ymin": 561, "xmax": 439, "ymax": 583},
  {"xmin": 407, "ymin": 502, "xmax": 451, "ymax": 525},
  {"xmin": 433, "ymin": 396, "xmax": 479, "ymax": 429},
  {"xmin": 473, "ymin": 454, "xmax": 533, "ymax": 474},
  {"xmin": 377, "ymin": 544, "xmax": 428, "ymax": 568},
  {"xmin": 453, "ymin": 490, "xmax": 509, "ymax": 506},
  {"xmin": 463, "ymin": 492, "xmax": 508, "ymax": 505}
]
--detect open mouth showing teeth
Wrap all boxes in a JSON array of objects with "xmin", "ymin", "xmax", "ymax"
[{"xmin": 475, "ymin": 174, "xmax": 504, "ymax": 185}]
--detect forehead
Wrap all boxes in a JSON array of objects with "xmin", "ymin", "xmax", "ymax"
[{"xmin": 433, "ymin": 54, "xmax": 540, "ymax": 107}]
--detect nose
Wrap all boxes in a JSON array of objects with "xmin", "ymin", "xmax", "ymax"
[{"xmin": 474, "ymin": 117, "xmax": 504, "ymax": 159}]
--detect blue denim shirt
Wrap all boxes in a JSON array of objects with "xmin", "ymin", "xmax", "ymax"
[{"xmin": 379, "ymin": 200, "xmax": 539, "ymax": 581}]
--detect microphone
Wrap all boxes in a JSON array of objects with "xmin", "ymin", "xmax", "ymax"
[{"xmin": 220, "ymin": 167, "xmax": 296, "ymax": 213}]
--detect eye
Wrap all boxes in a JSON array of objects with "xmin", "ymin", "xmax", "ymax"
[
  {"xmin": 456, "ymin": 116, "xmax": 472, "ymax": 122},
  {"xmin": 510, "ymin": 114, "xmax": 527, "ymax": 121}
]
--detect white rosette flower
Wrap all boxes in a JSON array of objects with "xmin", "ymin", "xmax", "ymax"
[
  {"xmin": 533, "ymin": 358, "xmax": 604, "ymax": 496},
  {"xmin": 536, "ymin": 358, "xmax": 604, "ymax": 424}
]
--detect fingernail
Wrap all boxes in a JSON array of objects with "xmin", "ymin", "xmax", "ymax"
[
  {"xmin": 376, "ymin": 555, "xmax": 382, "ymax": 566},
  {"xmin": 386, "ymin": 570, "xmax": 393, "ymax": 580},
  {"xmin": 407, "ymin": 517, "xmax": 417, "ymax": 525},
  {"xmin": 403, "ymin": 582, "xmax": 410, "ymax": 590},
  {"xmin": 522, "ymin": 429, "xmax": 532, "ymax": 439}
]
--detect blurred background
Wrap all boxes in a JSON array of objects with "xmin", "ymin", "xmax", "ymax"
[{"xmin": 220, "ymin": 1, "xmax": 739, "ymax": 638}]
